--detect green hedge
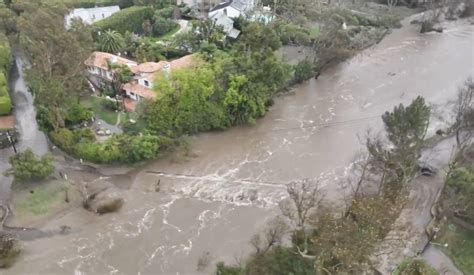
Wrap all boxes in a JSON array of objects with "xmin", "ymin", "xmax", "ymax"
[
  {"xmin": 56, "ymin": 0, "xmax": 134, "ymax": 9},
  {"xmin": 94, "ymin": 6, "xmax": 153, "ymax": 34},
  {"xmin": 0, "ymin": 34, "xmax": 12, "ymax": 74},
  {"xmin": 49, "ymin": 127, "xmax": 174, "ymax": 163},
  {"xmin": 0, "ymin": 73, "xmax": 11, "ymax": 115}
]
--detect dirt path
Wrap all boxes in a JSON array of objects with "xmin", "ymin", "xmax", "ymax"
[{"xmin": 372, "ymin": 137, "xmax": 457, "ymax": 273}]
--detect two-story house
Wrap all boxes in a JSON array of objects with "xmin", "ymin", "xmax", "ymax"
[
  {"xmin": 85, "ymin": 52, "xmax": 195, "ymax": 112},
  {"xmin": 85, "ymin": 51, "xmax": 138, "ymax": 89}
]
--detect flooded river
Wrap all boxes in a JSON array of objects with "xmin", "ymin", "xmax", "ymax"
[{"xmin": 5, "ymin": 17, "xmax": 474, "ymax": 274}]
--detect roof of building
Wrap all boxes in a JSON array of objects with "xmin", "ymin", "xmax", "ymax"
[
  {"xmin": 231, "ymin": 0, "xmax": 247, "ymax": 11},
  {"xmin": 210, "ymin": 1, "xmax": 233, "ymax": 12},
  {"xmin": 210, "ymin": 10, "xmax": 234, "ymax": 31},
  {"xmin": 170, "ymin": 54, "xmax": 196, "ymax": 70},
  {"xmin": 65, "ymin": 5, "xmax": 120, "ymax": 27},
  {"xmin": 122, "ymin": 82, "xmax": 157, "ymax": 100},
  {"xmin": 85, "ymin": 52, "xmax": 137, "ymax": 71},
  {"xmin": 132, "ymin": 62, "xmax": 167, "ymax": 74}
]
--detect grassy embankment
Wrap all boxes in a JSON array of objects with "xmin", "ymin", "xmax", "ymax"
[{"xmin": 11, "ymin": 181, "xmax": 71, "ymax": 225}]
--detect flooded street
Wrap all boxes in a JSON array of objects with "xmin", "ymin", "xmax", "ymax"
[
  {"xmin": 0, "ymin": 57, "xmax": 50, "ymax": 207},
  {"xmin": 5, "ymin": 17, "xmax": 474, "ymax": 274}
]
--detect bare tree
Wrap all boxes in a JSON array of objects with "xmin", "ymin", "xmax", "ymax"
[
  {"xmin": 278, "ymin": 179, "xmax": 324, "ymax": 260},
  {"xmin": 280, "ymin": 179, "xmax": 324, "ymax": 229},
  {"xmin": 453, "ymin": 78, "xmax": 474, "ymax": 153},
  {"xmin": 250, "ymin": 217, "xmax": 288, "ymax": 255}
]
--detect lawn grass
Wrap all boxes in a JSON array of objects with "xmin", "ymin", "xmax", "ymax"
[
  {"xmin": 81, "ymin": 96, "xmax": 118, "ymax": 125},
  {"xmin": 438, "ymin": 224, "xmax": 474, "ymax": 274},
  {"xmin": 158, "ymin": 24, "xmax": 181, "ymax": 41},
  {"xmin": 15, "ymin": 183, "xmax": 68, "ymax": 216},
  {"xmin": 309, "ymin": 27, "xmax": 320, "ymax": 39}
]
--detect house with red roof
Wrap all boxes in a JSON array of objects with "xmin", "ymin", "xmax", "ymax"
[{"xmin": 84, "ymin": 52, "xmax": 195, "ymax": 111}]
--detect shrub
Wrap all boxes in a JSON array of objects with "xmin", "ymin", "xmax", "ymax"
[
  {"xmin": 50, "ymin": 128, "xmax": 75, "ymax": 152},
  {"xmin": 5, "ymin": 149, "xmax": 54, "ymax": 182},
  {"xmin": 394, "ymin": 257, "xmax": 437, "ymax": 275},
  {"xmin": 294, "ymin": 59, "xmax": 314, "ymax": 83},
  {"xmin": 0, "ymin": 74, "xmax": 11, "ymax": 115},
  {"xmin": 66, "ymin": 103, "xmax": 93, "ymax": 126},
  {"xmin": 0, "ymin": 35, "xmax": 12, "ymax": 73},
  {"xmin": 73, "ymin": 128, "xmax": 95, "ymax": 143},
  {"xmin": 94, "ymin": 6, "xmax": 154, "ymax": 34},
  {"xmin": 154, "ymin": 7, "xmax": 174, "ymax": 19},
  {"xmin": 0, "ymin": 95, "xmax": 12, "ymax": 115},
  {"xmin": 152, "ymin": 17, "xmax": 179, "ymax": 36},
  {"xmin": 0, "ymin": 232, "xmax": 20, "ymax": 268},
  {"xmin": 101, "ymin": 98, "xmax": 119, "ymax": 111},
  {"xmin": 36, "ymin": 105, "xmax": 54, "ymax": 131}
]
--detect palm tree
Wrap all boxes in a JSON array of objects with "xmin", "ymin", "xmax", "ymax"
[{"xmin": 98, "ymin": 30, "xmax": 125, "ymax": 54}]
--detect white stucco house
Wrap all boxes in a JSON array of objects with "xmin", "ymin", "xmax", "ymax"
[
  {"xmin": 65, "ymin": 5, "xmax": 120, "ymax": 28},
  {"xmin": 208, "ymin": 0, "xmax": 259, "ymax": 19},
  {"xmin": 209, "ymin": 9, "xmax": 241, "ymax": 39}
]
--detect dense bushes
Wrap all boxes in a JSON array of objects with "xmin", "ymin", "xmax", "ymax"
[
  {"xmin": 143, "ymin": 67, "xmax": 230, "ymax": 136},
  {"xmin": 49, "ymin": 127, "xmax": 172, "ymax": 163},
  {"xmin": 0, "ymin": 35, "xmax": 12, "ymax": 115},
  {"xmin": 277, "ymin": 23, "xmax": 314, "ymax": 46},
  {"xmin": 293, "ymin": 59, "xmax": 314, "ymax": 83},
  {"xmin": 0, "ymin": 232, "xmax": 20, "ymax": 268},
  {"xmin": 0, "ymin": 34, "xmax": 12, "ymax": 73},
  {"xmin": 0, "ymin": 73, "xmax": 11, "ymax": 115},
  {"xmin": 65, "ymin": 103, "xmax": 93, "ymax": 126},
  {"xmin": 5, "ymin": 149, "xmax": 54, "ymax": 182},
  {"xmin": 94, "ymin": 6, "xmax": 153, "ymax": 34},
  {"xmin": 152, "ymin": 17, "xmax": 178, "ymax": 36},
  {"xmin": 133, "ymin": 37, "xmax": 187, "ymax": 62}
]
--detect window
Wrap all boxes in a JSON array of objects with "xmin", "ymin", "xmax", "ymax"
[{"xmin": 144, "ymin": 80, "xmax": 149, "ymax": 87}]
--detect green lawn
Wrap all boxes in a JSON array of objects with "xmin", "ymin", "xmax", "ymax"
[
  {"xmin": 158, "ymin": 24, "xmax": 181, "ymax": 41},
  {"xmin": 438, "ymin": 224, "xmax": 474, "ymax": 274},
  {"xmin": 15, "ymin": 183, "xmax": 68, "ymax": 216},
  {"xmin": 81, "ymin": 96, "xmax": 118, "ymax": 125},
  {"xmin": 309, "ymin": 27, "xmax": 320, "ymax": 39}
]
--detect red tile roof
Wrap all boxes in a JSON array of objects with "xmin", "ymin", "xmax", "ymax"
[{"xmin": 85, "ymin": 51, "xmax": 137, "ymax": 70}]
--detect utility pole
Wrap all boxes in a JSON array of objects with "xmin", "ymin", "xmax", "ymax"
[{"xmin": 6, "ymin": 130, "xmax": 17, "ymax": 154}]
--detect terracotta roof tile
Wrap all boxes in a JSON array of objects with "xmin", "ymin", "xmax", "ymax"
[
  {"xmin": 122, "ymin": 82, "xmax": 156, "ymax": 100},
  {"xmin": 85, "ymin": 51, "xmax": 137, "ymax": 70}
]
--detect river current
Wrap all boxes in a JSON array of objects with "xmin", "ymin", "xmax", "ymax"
[{"xmin": 4, "ymin": 16, "xmax": 474, "ymax": 274}]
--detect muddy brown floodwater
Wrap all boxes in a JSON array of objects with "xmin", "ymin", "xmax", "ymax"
[{"xmin": 5, "ymin": 16, "xmax": 474, "ymax": 274}]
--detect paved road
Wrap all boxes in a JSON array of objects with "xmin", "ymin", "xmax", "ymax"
[{"xmin": 372, "ymin": 137, "xmax": 458, "ymax": 273}]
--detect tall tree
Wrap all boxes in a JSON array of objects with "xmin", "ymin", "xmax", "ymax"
[{"xmin": 16, "ymin": 3, "xmax": 93, "ymax": 130}]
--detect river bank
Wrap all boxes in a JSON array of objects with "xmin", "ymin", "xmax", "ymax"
[{"xmin": 2, "ymin": 11, "xmax": 474, "ymax": 275}]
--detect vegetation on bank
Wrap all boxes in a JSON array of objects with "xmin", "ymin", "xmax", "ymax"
[
  {"xmin": 0, "ymin": 0, "xmax": 407, "ymax": 165},
  {"xmin": 393, "ymin": 257, "xmax": 438, "ymax": 275},
  {"xmin": 0, "ymin": 33, "xmax": 12, "ymax": 115},
  {"xmin": 4, "ymin": 149, "xmax": 54, "ymax": 182},
  {"xmin": 215, "ymin": 96, "xmax": 433, "ymax": 274},
  {"xmin": 13, "ymin": 182, "xmax": 69, "ymax": 216},
  {"xmin": 0, "ymin": 232, "xmax": 20, "ymax": 268}
]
